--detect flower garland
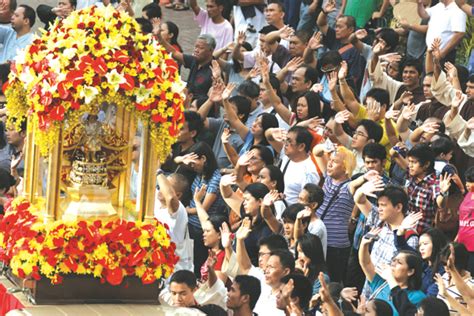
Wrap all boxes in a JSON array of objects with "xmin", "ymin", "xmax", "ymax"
[
  {"xmin": 0, "ymin": 199, "xmax": 178, "ymax": 285},
  {"xmin": 5, "ymin": 5, "xmax": 185, "ymax": 161}
]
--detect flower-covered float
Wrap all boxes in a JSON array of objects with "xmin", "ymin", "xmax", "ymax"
[{"xmin": 0, "ymin": 5, "xmax": 184, "ymax": 304}]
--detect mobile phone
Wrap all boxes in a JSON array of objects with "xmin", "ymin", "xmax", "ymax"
[{"xmin": 364, "ymin": 233, "xmax": 380, "ymax": 241}]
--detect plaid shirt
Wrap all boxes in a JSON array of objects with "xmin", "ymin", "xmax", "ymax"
[{"xmin": 406, "ymin": 173, "xmax": 440, "ymax": 233}]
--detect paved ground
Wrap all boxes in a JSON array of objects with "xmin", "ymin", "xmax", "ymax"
[{"xmin": 27, "ymin": 1, "xmax": 201, "ymax": 78}]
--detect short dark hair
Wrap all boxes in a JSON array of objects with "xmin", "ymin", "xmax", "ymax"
[
  {"xmin": 195, "ymin": 304, "xmax": 227, "ymax": 315},
  {"xmin": 288, "ymin": 126, "xmax": 313, "ymax": 153},
  {"xmin": 402, "ymin": 58, "xmax": 423, "ymax": 77},
  {"xmin": 407, "ymin": 143, "xmax": 435, "ymax": 174},
  {"xmin": 68, "ymin": 0, "xmax": 77, "ymax": 8},
  {"xmin": 184, "ymin": 111, "xmax": 204, "ymax": 140},
  {"xmin": 237, "ymin": 80, "xmax": 260, "ymax": 99},
  {"xmin": 258, "ymin": 112, "xmax": 280, "ymax": 146},
  {"xmin": 358, "ymin": 119, "xmax": 383, "ymax": 143},
  {"xmin": 234, "ymin": 275, "xmax": 262, "ymax": 310},
  {"xmin": 365, "ymin": 88, "xmax": 390, "ymax": 108},
  {"xmin": 259, "ymin": 25, "xmax": 279, "ymax": 35},
  {"xmin": 373, "ymin": 299, "xmax": 393, "ymax": 316},
  {"xmin": 466, "ymin": 166, "xmax": 474, "ymax": 182},
  {"xmin": 282, "ymin": 203, "xmax": 306, "ymax": 223},
  {"xmin": 142, "ymin": 3, "xmax": 162, "ymax": 19},
  {"xmin": 339, "ymin": 15, "xmax": 355, "ymax": 31},
  {"xmin": 469, "ymin": 74, "xmax": 474, "ymax": 83},
  {"xmin": 362, "ymin": 143, "xmax": 386, "ymax": 161},
  {"xmin": 187, "ymin": 141, "xmax": 218, "ymax": 181},
  {"xmin": 258, "ymin": 234, "xmax": 288, "ymax": 251},
  {"xmin": 418, "ymin": 297, "xmax": 449, "ymax": 316},
  {"xmin": 303, "ymin": 66, "xmax": 319, "ymax": 86},
  {"xmin": 229, "ymin": 95, "xmax": 252, "ymax": 123},
  {"xmin": 319, "ymin": 51, "xmax": 342, "ymax": 68},
  {"xmin": 267, "ymin": 0, "xmax": 285, "ymax": 13},
  {"xmin": 377, "ymin": 28, "xmax": 399, "ymax": 52},
  {"xmin": 136, "ymin": 17, "xmax": 153, "ymax": 34},
  {"xmin": 19, "ymin": 5, "xmax": 35, "ymax": 28},
  {"xmin": 281, "ymin": 274, "xmax": 312, "ymax": 310},
  {"xmin": 270, "ymin": 249, "xmax": 295, "ymax": 272},
  {"xmin": 431, "ymin": 136, "xmax": 455, "ymax": 157},
  {"xmin": 378, "ymin": 185, "xmax": 408, "ymax": 215},
  {"xmin": 0, "ymin": 169, "xmax": 16, "ymax": 191},
  {"xmin": 303, "ymin": 183, "xmax": 324, "ymax": 207},
  {"xmin": 293, "ymin": 29, "xmax": 311, "ymax": 44},
  {"xmin": 170, "ymin": 270, "xmax": 197, "ymax": 289}
]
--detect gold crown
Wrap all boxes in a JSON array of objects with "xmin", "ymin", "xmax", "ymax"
[{"xmin": 70, "ymin": 159, "xmax": 108, "ymax": 187}]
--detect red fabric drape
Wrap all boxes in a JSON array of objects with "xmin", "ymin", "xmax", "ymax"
[{"xmin": 0, "ymin": 283, "xmax": 24, "ymax": 315}]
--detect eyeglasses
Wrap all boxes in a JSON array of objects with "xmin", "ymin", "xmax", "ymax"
[{"xmin": 353, "ymin": 131, "xmax": 368, "ymax": 138}]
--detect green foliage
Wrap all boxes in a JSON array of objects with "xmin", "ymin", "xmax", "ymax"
[{"xmin": 457, "ymin": 16, "xmax": 474, "ymax": 66}]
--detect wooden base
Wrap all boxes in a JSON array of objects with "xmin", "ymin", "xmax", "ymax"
[{"xmin": 7, "ymin": 272, "xmax": 161, "ymax": 305}]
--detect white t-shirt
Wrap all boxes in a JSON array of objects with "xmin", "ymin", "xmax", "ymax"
[
  {"xmin": 195, "ymin": 8, "xmax": 234, "ymax": 50},
  {"xmin": 280, "ymin": 153, "xmax": 320, "ymax": 205},
  {"xmin": 308, "ymin": 219, "xmax": 328, "ymax": 259},
  {"xmin": 426, "ymin": 2, "xmax": 466, "ymax": 49},
  {"xmin": 250, "ymin": 267, "xmax": 285, "ymax": 316}
]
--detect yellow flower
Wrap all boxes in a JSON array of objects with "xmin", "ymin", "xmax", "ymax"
[
  {"xmin": 105, "ymin": 69, "xmax": 126, "ymax": 91},
  {"xmin": 80, "ymin": 86, "xmax": 99, "ymax": 104}
]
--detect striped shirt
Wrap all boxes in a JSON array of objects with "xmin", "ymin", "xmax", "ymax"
[
  {"xmin": 317, "ymin": 176, "xmax": 354, "ymax": 248},
  {"xmin": 437, "ymin": 272, "xmax": 474, "ymax": 314}
]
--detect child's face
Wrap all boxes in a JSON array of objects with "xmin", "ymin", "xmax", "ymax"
[{"xmin": 466, "ymin": 181, "xmax": 474, "ymax": 192}]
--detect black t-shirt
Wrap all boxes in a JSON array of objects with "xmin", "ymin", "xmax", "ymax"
[{"xmin": 183, "ymin": 54, "xmax": 213, "ymax": 104}]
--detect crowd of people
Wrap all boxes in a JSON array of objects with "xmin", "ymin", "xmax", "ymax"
[{"xmin": 0, "ymin": 0, "xmax": 474, "ymax": 315}]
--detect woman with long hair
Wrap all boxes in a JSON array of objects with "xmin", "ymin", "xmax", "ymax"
[
  {"xmin": 220, "ymin": 180, "xmax": 276, "ymax": 266},
  {"xmin": 295, "ymin": 233, "xmax": 329, "ymax": 295},
  {"xmin": 176, "ymin": 141, "xmax": 225, "ymax": 276},
  {"xmin": 257, "ymin": 165, "xmax": 287, "ymax": 219},
  {"xmin": 160, "ymin": 21, "xmax": 182, "ymax": 53}
]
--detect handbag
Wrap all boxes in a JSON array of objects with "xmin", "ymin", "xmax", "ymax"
[
  {"xmin": 435, "ymin": 192, "xmax": 463, "ymax": 234},
  {"xmin": 174, "ymin": 226, "xmax": 194, "ymax": 272}
]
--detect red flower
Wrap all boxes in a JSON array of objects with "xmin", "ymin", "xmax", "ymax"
[
  {"xmin": 105, "ymin": 267, "xmax": 123, "ymax": 286},
  {"xmin": 141, "ymin": 269, "xmax": 156, "ymax": 284},
  {"xmin": 119, "ymin": 74, "xmax": 135, "ymax": 91},
  {"xmin": 92, "ymin": 57, "xmax": 107, "ymax": 76},
  {"xmin": 50, "ymin": 104, "xmax": 65, "ymax": 121},
  {"xmin": 113, "ymin": 50, "xmax": 129, "ymax": 64}
]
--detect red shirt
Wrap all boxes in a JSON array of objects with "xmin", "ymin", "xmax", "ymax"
[{"xmin": 458, "ymin": 192, "xmax": 474, "ymax": 252}]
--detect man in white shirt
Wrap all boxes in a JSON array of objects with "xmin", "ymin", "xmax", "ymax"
[
  {"xmin": 155, "ymin": 171, "xmax": 193, "ymax": 272},
  {"xmin": 279, "ymin": 126, "xmax": 320, "ymax": 204},
  {"xmin": 190, "ymin": 0, "xmax": 233, "ymax": 50},
  {"xmin": 0, "ymin": 4, "xmax": 34, "ymax": 64},
  {"xmin": 418, "ymin": 0, "xmax": 466, "ymax": 63}
]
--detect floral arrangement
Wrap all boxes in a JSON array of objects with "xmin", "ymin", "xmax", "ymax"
[
  {"xmin": 4, "ymin": 5, "xmax": 185, "ymax": 161},
  {"xmin": 0, "ymin": 199, "xmax": 178, "ymax": 285}
]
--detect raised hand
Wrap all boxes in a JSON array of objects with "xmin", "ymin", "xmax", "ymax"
[
  {"xmin": 222, "ymin": 83, "xmax": 237, "ymax": 100},
  {"xmin": 209, "ymin": 80, "xmax": 225, "ymax": 103},
  {"xmin": 181, "ymin": 153, "xmax": 199, "ymax": 165},
  {"xmin": 421, "ymin": 121, "xmax": 440, "ymax": 134},
  {"xmin": 385, "ymin": 108, "xmax": 400, "ymax": 121},
  {"xmin": 303, "ymin": 117, "xmax": 325, "ymax": 131},
  {"xmin": 359, "ymin": 178, "xmax": 385, "ymax": 198},
  {"xmin": 373, "ymin": 41, "xmax": 386, "ymax": 55},
  {"xmin": 237, "ymin": 31, "xmax": 246, "ymax": 46},
  {"xmin": 366, "ymin": 99, "xmax": 382, "ymax": 121},
  {"xmin": 286, "ymin": 57, "xmax": 304, "ymax": 72},
  {"xmin": 221, "ymin": 127, "xmax": 231, "ymax": 144},
  {"xmin": 211, "ymin": 60, "xmax": 222, "ymax": 80},
  {"xmin": 296, "ymin": 207, "xmax": 313, "ymax": 220},
  {"xmin": 270, "ymin": 128, "xmax": 288, "ymax": 143},
  {"xmin": 401, "ymin": 103, "xmax": 417, "ymax": 121},
  {"xmin": 400, "ymin": 91, "xmax": 414, "ymax": 105},
  {"xmin": 379, "ymin": 52, "xmax": 401, "ymax": 64},
  {"xmin": 363, "ymin": 169, "xmax": 381, "ymax": 182},
  {"xmin": 262, "ymin": 190, "xmax": 280, "ymax": 207},
  {"xmin": 439, "ymin": 173, "xmax": 452, "ymax": 194},
  {"xmin": 399, "ymin": 212, "xmax": 423, "ymax": 232},
  {"xmin": 444, "ymin": 61, "xmax": 458, "ymax": 79},
  {"xmin": 247, "ymin": 67, "xmax": 259, "ymax": 80},
  {"xmin": 338, "ymin": 61, "xmax": 348, "ymax": 80},
  {"xmin": 206, "ymin": 249, "xmax": 218, "ymax": 270},
  {"xmin": 220, "ymin": 222, "xmax": 234, "ymax": 249},
  {"xmin": 434, "ymin": 273, "xmax": 447, "ymax": 296},
  {"xmin": 327, "ymin": 70, "xmax": 338, "ymax": 91},
  {"xmin": 361, "ymin": 226, "xmax": 383, "ymax": 246},
  {"xmin": 311, "ymin": 83, "xmax": 324, "ymax": 93},
  {"xmin": 220, "ymin": 174, "xmax": 237, "ymax": 187},
  {"xmin": 280, "ymin": 25, "xmax": 295, "ymax": 41},
  {"xmin": 340, "ymin": 287, "xmax": 358, "ymax": 302},
  {"xmin": 194, "ymin": 184, "xmax": 207, "ymax": 203},
  {"xmin": 236, "ymin": 217, "xmax": 252, "ymax": 240},
  {"xmin": 467, "ymin": 117, "xmax": 474, "ymax": 130},
  {"xmin": 151, "ymin": 17, "xmax": 162, "ymax": 36},
  {"xmin": 451, "ymin": 89, "xmax": 465, "ymax": 109},
  {"xmin": 354, "ymin": 29, "xmax": 368, "ymax": 40},
  {"xmin": 324, "ymin": 0, "xmax": 337, "ymax": 13},
  {"xmin": 431, "ymin": 37, "xmax": 442, "ymax": 62},
  {"xmin": 335, "ymin": 110, "xmax": 351, "ymax": 124},
  {"xmin": 308, "ymin": 31, "xmax": 323, "ymax": 50}
]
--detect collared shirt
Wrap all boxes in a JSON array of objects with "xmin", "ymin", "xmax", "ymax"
[
  {"xmin": 317, "ymin": 176, "xmax": 354, "ymax": 248},
  {"xmin": 426, "ymin": 2, "xmax": 466, "ymax": 50},
  {"xmin": 0, "ymin": 26, "xmax": 34, "ymax": 63},
  {"xmin": 183, "ymin": 54, "xmax": 213, "ymax": 103},
  {"xmin": 405, "ymin": 173, "xmax": 440, "ymax": 233}
]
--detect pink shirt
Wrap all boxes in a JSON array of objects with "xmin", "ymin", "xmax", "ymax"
[
  {"xmin": 195, "ymin": 9, "xmax": 234, "ymax": 50},
  {"xmin": 458, "ymin": 192, "xmax": 474, "ymax": 251}
]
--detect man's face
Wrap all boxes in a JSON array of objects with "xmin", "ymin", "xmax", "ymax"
[
  {"xmin": 227, "ymin": 282, "xmax": 245, "ymax": 310},
  {"xmin": 466, "ymin": 81, "xmax": 474, "ymax": 100},
  {"xmin": 326, "ymin": 151, "xmax": 346, "ymax": 179},
  {"xmin": 193, "ymin": 39, "xmax": 212, "ymax": 63},
  {"xmin": 407, "ymin": 156, "xmax": 427, "ymax": 178},
  {"xmin": 364, "ymin": 157, "xmax": 385, "ymax": 174},
  {"xmin": 283, "ymin": 131, "xmax": 302, "ymax": 160},
  {"xmin": 169, "ymin": 282, "xmax": 196, "ymax": 307},
  {"xmin": 206, "ymin": 0, "xmax": 222, "ymax": 19},
  {"xmin": 423, "ymin": 76, "xmax": 433, "ymax": 99},
  {"xmin": 402, "ymin": 66, "xmax": 420, "ymax": 88},
  {"xmin": 10, "ymin": 7, "xmax": 26, "ymax": 31},
  {"xmin": 264, "ymin": 3, "xmax": 284, "ymax": 25},
  {"xmin": 335, "ymin": 17, "xmax": 353, "ymax": 40},
  {"xmin": 377, "ymin": 196, "xmax": 399, "ymax": 222},
  {"xmin": 288, "ymin": 35, "xmax": 305, "ymax": 57},
  {"xmin": 264, "ymin": 255, "xmax": 287, "ymax": 287},
  {"xmin": 351, "ymin": 125, "xmax": 370, "ymax": 151},
  {"xmin": 58, "ymin": 0, "xmax": 74, "ymax": 11},
  {"xmin": 178, "ymin": 121, "xmax": 193, "ymax": 144},
  {"xmin": 290, "ymin": 67, "xmax": 309, "ymax": 93},
  {"xmin": 258, "ymin": 245, "xmax": 272, "ymax": 269},
  {"xmin": 5, "ymin": 126, "xmax": 24, "ymax": 147}
]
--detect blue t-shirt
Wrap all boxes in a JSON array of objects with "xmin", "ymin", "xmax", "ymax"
[{"xmin": 369, "ymin": 274, "xmax": 426, "ymax": 316}]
